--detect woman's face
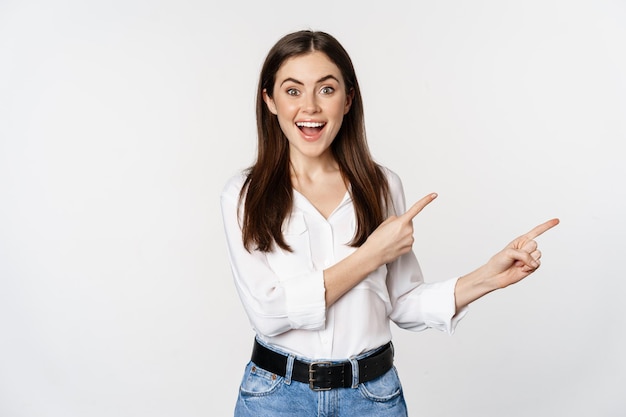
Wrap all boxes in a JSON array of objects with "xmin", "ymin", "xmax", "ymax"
[{"xmin": 263, "ymin": 51, "xmax": 353, "ymax": 166}]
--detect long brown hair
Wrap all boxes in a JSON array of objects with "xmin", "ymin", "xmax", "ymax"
[{"xmin": 241, "ymin": 30, "xmax": 390, "ymax": 252}]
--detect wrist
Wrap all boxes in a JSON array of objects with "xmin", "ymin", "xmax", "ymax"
[
  {"xmin": 455, "ymin": 265, "xmax": 501, "ymax": 309},
  {"xmin": 358, "ymin": 240, "xmax": 384, "ymax": 274}
]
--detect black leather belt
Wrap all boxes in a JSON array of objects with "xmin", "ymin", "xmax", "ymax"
[{"xmin": 250, "ymin": 339, "xmax": 394, "ymax": 391}]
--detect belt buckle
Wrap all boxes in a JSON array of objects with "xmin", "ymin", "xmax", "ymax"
[{"xmin": 308, "ymin": 361, "xmax": 333, "ymax": 391}]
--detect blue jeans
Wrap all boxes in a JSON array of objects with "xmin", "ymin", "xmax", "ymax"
[{"xmin": 234, "ymin": 340, "xmax": 408, "ymax": 417}]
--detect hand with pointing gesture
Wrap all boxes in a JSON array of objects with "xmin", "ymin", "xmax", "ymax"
[
  {"xmin": 481, "ymin": 218, "xmax": 560, "ymax": 288},
  {"xmin": 454, "ymin": 218, "xmax": 560, "ymax": 309},
  {"xmin": 323, "ymin": 192, "xmax": 440, "ymax": 307},
  {"xmin": 363, "ymin": 193, "xmax": 439, "ymax": 266}
]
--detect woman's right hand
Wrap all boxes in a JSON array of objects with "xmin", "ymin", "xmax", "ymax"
[
  {"xmin": 323, "ymin": 193, "xmax": 438, "ymax": 307},
  {"xmin": 363, "ymin": 193, "xmax": 438, "ymax": 265}
]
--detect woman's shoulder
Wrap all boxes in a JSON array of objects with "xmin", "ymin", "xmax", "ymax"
[
  {"xmin": 378, "ymin": 164, "xmax": 404, "ymax": 192},
  {"xmin": 221, "ymin": 170, "xmax": 249, "ymax": 200},
  {"xmin": 377, "ymin": 164, "xmax": 407, "ymax": 215}
]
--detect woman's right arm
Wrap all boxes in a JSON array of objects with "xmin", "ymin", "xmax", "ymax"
[{"xmin": 322, "ymin": 193, "xmax": 439, "ymax": 307}]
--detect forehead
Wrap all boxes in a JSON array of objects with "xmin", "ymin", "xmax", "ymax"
[{"xmin": 276, "ymin": 51, "xmax": 344, "ymax": 83}]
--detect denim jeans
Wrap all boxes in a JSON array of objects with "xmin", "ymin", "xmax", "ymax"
[{"xmin": 234, "ymin": 340, "xmax": 408, "ymax": 417}]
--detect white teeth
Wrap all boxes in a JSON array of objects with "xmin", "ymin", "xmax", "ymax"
[{"xmin": 296, "ymin": 121, "xmax": 325, "ymax": 128}]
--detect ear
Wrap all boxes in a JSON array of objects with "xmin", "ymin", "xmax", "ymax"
[
  {"xmin": 344, "ymin": 88, "xmax": 355, "ymax": 115},
  {"xmin": 263, "ymin": 89, "xmax": 278, "ymax": 115}
]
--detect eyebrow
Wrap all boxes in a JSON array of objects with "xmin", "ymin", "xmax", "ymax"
[{"xmin": 279, "ymin": 74, "xmax": 340, "ymax": 87}]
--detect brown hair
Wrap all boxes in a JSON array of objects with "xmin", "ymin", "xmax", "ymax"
[{"xmin": 241, "ymin": 30, "xmax": 390, "ymax": 252}]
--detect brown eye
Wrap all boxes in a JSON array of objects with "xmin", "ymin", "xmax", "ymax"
[{"xmin": 286, "ymin": 88, "xmax": 299, "ymax": 96}]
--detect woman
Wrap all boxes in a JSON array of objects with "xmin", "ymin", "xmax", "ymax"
[{"xmin": 220, "ymin": 30, "xmax": 558, "ymax": 416}]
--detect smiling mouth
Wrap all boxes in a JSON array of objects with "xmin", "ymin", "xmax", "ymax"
[{"xmin": 296, "ymin": 121, "xmax": 326, "ymax": 136}]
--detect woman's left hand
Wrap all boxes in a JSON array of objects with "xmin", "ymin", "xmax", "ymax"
[
  {"xmin": 484, "ymin": 218, "xmax": 560, "ymax": 289},
  {"xmin": 455, "ymin": 218, "xmax": 560, "ymax": 310}
]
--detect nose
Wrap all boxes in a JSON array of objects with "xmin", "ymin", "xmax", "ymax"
[{"xmin": 303, "ymin": 93, "xmax": 320, "ymax": 114}]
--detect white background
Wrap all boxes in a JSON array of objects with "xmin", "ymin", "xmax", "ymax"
[{"xmin": 1, "ymin": 1, "xmax": 625, "ymax": 416}]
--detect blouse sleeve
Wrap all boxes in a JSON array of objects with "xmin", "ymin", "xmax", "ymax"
[
  {"xmin": 220, "ymin": 174, "xmax": 326, "ymax": 337},
  {"xmin": 383, "ymin": 169, "xmax": 468, "ymax": 334}
]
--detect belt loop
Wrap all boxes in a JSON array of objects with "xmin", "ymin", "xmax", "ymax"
[
  {"xmin": 348, "ymin": 356, "xmax": 359, "ymax": 389},
  {"xmin": 284, "ymin": 354, "xmax": 295, "ymax": 385}
]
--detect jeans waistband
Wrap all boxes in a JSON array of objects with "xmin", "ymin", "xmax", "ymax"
[{"xmin": 250, "ymin": 339, "xmax": 394, "ymax": 391}]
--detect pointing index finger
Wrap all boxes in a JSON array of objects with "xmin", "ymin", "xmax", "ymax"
[
  {"xmin": 523, "ymin": 218, "xmax": 560, "ymax": 240},
  {"xmin": 402, "ymin": 193, "xmax": 438, "ymax": 221}
]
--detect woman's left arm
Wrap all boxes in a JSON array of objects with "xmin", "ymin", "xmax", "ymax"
[{"xmin": 453, "ymin": 218, "xmax": 560, "ymax": 311}]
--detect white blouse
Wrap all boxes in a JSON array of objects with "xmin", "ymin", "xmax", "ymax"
[{"xmin": 220, "ymin": 166, "xmax": 467, "ymax": 360}]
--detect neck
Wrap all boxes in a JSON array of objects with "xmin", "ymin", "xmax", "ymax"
[{"xmin": 289, "ymin": 152, "xmax": 339, "ymax": 181}]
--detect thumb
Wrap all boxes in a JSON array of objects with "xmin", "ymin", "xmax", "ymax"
[{"xmin": 504, "ymin": 247, "xmax": 540, "ymax": 269}]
